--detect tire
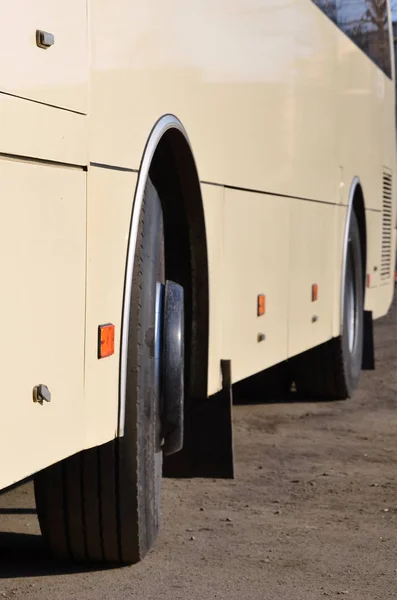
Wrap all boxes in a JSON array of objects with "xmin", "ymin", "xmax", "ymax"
[
  {"xmin": 34, "ymin": 177, "xmax": 165, "ymax": 564},
  {"xmin": 290, "ymin": 211, "xmax": 364, "ymax": 400}
]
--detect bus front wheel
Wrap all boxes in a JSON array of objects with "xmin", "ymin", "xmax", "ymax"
[{"xmin": 34, "ymin": 177, "xmax": 180, "ymax": 564}]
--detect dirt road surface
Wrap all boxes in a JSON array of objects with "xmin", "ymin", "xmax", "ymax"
[{"xmin": 0, "ymin": 295, "xmax": 396, "ymax": 600}]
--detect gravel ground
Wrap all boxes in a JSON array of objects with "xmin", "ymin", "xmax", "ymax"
[{"xmin": 0, "ymin": 292, "xmax": 396, "ymax": 600}]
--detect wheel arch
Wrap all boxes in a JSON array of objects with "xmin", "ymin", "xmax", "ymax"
[
  {"xmin": 118, "ymin": 114, "xmax": 209, "ymax": 438},
  {"xmin": 341, "ymin": 177, "xmax": 367, "ymax": 332},
  {"xmin": 352, "ymin": 182, "xmax": 367, "ymax": 288}
]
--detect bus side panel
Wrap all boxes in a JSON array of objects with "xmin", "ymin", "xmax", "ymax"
[
  {"xmin": 201, "ymin": 183, "xmax": 225, "ymax": 397},
  {"xmin": 221, "ymin": 189, "xmax": 289, "ymax": 384},
  {"xmin": 366, "ymin": 210, "xmax": 382, "ymax": 292},
  {"xmin": 337, "ymin": 25, "xmax": 395, "ymax": 213},
  {"xmin": 90, "ymin": 0, "xmax": 338, "ymax": 205},
  {"xmin": 0, "ymin": 93, "xmax": 87, "ymax": 166},
  {"xmin": 83, "ymin": 168, "xmax": 138, "ymax": 450},
  {"xmin": 332, "ymin": 203, "xmax": 348, "ymax": 339},
  {"xmin": 365, "ymin": 210, "xmax": 396, "ymax": 320},
  {"xmin": 0, "ymin": 161, "xmax": 86, "ymax": 490},
  {"xmin": 0, "ymin": 0, "xmax": 88, "ymax": 114},
  {"xmin": 337, "ymin": 13, "xmax": 396, "ymax": 320},
  {"xmin": 287, "ymin": 201, "xmax": 336, "ymax": 359}
]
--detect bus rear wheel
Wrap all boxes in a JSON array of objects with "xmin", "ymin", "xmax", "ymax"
[
  {"xmin": 34, "ymin": 177, "xmax": 181, "ymax": 564},
  {"xmin": 291, "ymin": 211, "xmax": 364, "ymax": 400}
]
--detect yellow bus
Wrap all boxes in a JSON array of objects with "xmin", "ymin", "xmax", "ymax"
[{"xmin": 0, "ymin": 0, "xmax": 395, "ymax": 564}]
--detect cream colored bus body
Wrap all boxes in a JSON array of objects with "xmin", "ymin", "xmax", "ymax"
[{"xmin": 0, "ymin": 0, "xmax": 395, "ymax": 489}]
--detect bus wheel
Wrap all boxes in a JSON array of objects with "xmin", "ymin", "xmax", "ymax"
[
  {"xmin": 34, "ymin": 177, "xmax": 177, "ymax": 564},
  {"xmin": 291, "ymin": 211, "xmax": 364, "ymax": 400}
]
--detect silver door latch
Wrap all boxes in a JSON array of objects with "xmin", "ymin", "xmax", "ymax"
[
  {"xmin": 36, "ymin": 30, "xmax": 55, "ymax": 49},
  {"xmin": 33, "ymin": 384, "xmax": 51, "ymax": 404}
]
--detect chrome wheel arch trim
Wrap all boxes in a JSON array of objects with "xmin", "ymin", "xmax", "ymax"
[
  {"xmin": 118, "ymin": 114, "xmax": 194, "ymax": 437},
  {"xmin": 340, "ymin": 176, "xmax": 361, "ymax": 334}
]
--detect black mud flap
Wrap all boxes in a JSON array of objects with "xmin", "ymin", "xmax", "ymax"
[
  {"xmin": 362, "ymin": 310, "xmax": 375, "ymax": 370},
  {"xmin": 163, "ymin": 360, "xmax": 234, "ymax": 479}
]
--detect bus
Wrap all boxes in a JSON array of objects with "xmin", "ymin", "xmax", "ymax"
[{"xmin": 0, "ymin": 0, "xmax": 395, "ymax": 565}]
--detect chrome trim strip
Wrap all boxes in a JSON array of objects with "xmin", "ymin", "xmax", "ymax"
[
  {"xmin": 118, "ymin": 114, "xmax": 193, "ymax": 437},
  {"xmin": 340, "ymin": 176, "xmax": 361, "ymax": 333}
]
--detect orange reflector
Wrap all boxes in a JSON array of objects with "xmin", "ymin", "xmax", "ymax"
[
  {"xmin": 312, "ymin": 284, "xmax": 318, "ymax": 302},
  {"xmin": 257, "ymin": 294, "xmax": 266, "ymax": 316},
  {"xmin": 98, "ymin": 324, "xmax": 115, "ymax": 359},
  {"xmin": 366, "ymin": 274, "xmax": 371, "ymax": 288}
]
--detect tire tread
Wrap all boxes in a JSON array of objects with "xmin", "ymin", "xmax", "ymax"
[{"xmin": 34, "ymin": 177, "xmax": 163, "ymax": 565}]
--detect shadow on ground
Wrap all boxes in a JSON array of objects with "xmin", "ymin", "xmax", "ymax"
[
  {"xmin": 232, "ymin": 361, "xmax": 324, "ymax": 406},
  {"xmin": 0, "ymin": 529, "xmax": 114, "ymax": 578}
]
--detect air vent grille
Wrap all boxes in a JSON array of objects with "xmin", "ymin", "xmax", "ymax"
[{"xmin": 381, "ymin": 172, "xmax": 393, "ymax": 280}]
